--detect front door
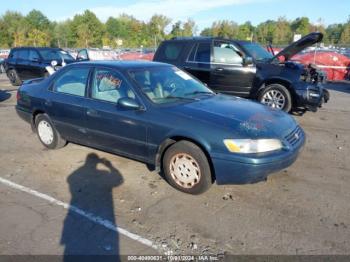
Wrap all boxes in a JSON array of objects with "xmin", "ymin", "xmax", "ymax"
[
  {"xmin": 210, "ymin": 41, "xmax": 255, "ymax": 97},
  {"xmin": 85, "ymin": 67, "xmax": 148, "ymax": 160}
]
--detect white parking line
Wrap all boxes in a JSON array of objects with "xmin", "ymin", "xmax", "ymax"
[{"xmin": 0, "ymin": 177, "xmax": 166, "ymax": 253}]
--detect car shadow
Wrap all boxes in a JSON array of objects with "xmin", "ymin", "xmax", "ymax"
[
  {"xmin": 0, "ymin": 90, "xmax": 11, "ymax": 102},
  {"xmin": 325, "ymin": 81, "xmax": 350, "ymax": 94},
  {"xmin": 61, "ymin": 153, "xmax": 124, "ymax": 261}
]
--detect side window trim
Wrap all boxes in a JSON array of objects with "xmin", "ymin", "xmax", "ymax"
[
  {"xmin": 185, "ymin": 42, "xmax": 212, "ymax": 64},
  {"xmin": 186, "ymin": 43, "xmax": 198, "ymax": 62}
]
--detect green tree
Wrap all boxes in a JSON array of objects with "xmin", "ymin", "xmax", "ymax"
[
  {"xmin": 183, "ymin": 18, "xmax": 196, "ymax": 36},
  {"xmin": 200, "ymin": 27, "xmax": 213, "ymax": 36},
  {"xmin": 339, "ymin": 23, "xmax": 350, "ymax": 44},
  {"xmin": 291, "ymin": 17, "xmax": 311, "ymax": 36},
  {"xmin": 27, "ymin": 28, "xmax": 50, "ymax": 46},
  {"xmin": 326, "ymin": 24, "xmax": 344, "ymax": 44},
  {"xmin": 170, "ymin": 21, "xmax": 183, "ymax": 37},
  {"xmin": 0, "ymin": 11, "xmax": 26, "ymax": 47},
  {"xmin": 70, "ymin": 10, "xmax": 104, "ymax": 47},
  {"xmin": 148, "ymin": 14, "xmax": 171, "ymax": 45},
  {"xmin": 237, "ymin": 21, "xmax": 254, "ymax": 41},
  {"xmin": 25, "ymin": 10, "xmax": 51, "ymax": 31},
  {"xmin": 274, "ymin": 17, "xmax": 292, "ymax": 44}
]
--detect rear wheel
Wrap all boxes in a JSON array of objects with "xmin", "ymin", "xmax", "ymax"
[
  {"xmin": 7, "ymin": 69, "xmax": 22, "ymax": 86},
  {"xmin": 35, "ymin": 114, "xmax": 66, "ymax": 149},
  {"xmin": 162, "ymin": 141, "xmax": 212, "ymax": 194},
  {"xmin": 258, "ymin": 84, "xmax": 292, "ymax": 112}
]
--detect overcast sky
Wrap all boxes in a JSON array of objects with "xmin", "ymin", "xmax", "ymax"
[{"xmin": 2, "ymin": 0, "xmax": 349, "ymax": 30}]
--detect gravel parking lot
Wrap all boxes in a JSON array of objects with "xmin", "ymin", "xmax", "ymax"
[{"xmin": 0, "ymin": 74, "xmax": 349, "ymax": 256}]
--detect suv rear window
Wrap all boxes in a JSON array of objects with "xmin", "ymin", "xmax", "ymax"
[{"xmin": 163, "ymin": 43, "xmax": 183, "ymax": 60}]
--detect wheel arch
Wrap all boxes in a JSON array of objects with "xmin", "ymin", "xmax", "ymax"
[
  {"xmin": 155, "ymin": 136, "xmax": 216, "ymax": 182},
  {"xmin": 31, "ymin": 109, "xmax": 46, "ymax": 131}
]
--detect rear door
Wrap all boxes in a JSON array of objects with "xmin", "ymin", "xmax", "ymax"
[
  {"xmin": 14, "ymin": 49, "xmax": 30, "ymax": 79},
  {"xmin": 45, "ymin": 66, "xmax": 91, "ymax": 143},
  {"xmin": 27, "ymin": 49, "xmax": 44, "ymax": 78},
  {"xmin": 84, "ymin": 67, "xmax": 148, "ymax": 160},
  {"xmin": 183, "ymin": 42, "xmax": 211, "ymax": 85},
  {"xmin": 210, "ymin": 41, "xmax": 255, "ymax": 96}
]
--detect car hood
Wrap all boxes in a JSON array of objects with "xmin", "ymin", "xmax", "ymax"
[
  {"xmin": 272, "ymin": 32, "xmax": 323, "ymax": 62},
  {"xmin": 168, "ymin": 95, "xmax": 297, "ymax": 139}
]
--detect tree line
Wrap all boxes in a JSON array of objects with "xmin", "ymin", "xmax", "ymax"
[{"xmin": 0, "ymin": 9, "xmax": 349, "ymax": 49}]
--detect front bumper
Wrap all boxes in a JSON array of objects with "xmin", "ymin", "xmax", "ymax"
[
  {"xmin": 294, "ymin": 82, "xmax": 329, "ymax": 112},
  {"xmin": 211, "ymin": 128, "xmax": 305, "ymax": 185}
]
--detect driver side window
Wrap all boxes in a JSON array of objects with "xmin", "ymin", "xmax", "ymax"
[
  {"xmin": 91, "ymin": 68, "xmax": 135, "ymax": 103},
  {"xmin": 213, "ymin": 42, "xmax": 243, "ymax": 64}
]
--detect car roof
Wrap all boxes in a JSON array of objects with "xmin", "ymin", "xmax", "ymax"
[
  {"xmin": 11, "ymin": 47, "xmax": 62, "ymax": 51},
  {"xmin": 167, "ymin": 36, "xmax": 242, "ymax": 43},
  {"xmin": 76, "ymin": 60, "xmax": 170, "ymax": 69}
]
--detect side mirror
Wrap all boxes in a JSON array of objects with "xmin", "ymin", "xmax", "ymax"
[
  {"xmin": 243, "ymin": 56, "xmax": 254, "ymax": 66},
  {"xmin": 51, "ymin": 60, "xmax": 58, "ymax": 67},
  {"xmin": 117, "ymin": 97, "xmax": 141, "ymax": 110}
]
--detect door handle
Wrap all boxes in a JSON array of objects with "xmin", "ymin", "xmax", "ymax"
[
  {"xmin": 44, "ymin": 100, "xmax": 52, "ymax": 106},
  {"xmin": 215, "ymin": 68, "xmax": 224, "ymax": 72},
  {"xmin": 87, "ymin": 109, "xmax": 99, "ymax": 117}
]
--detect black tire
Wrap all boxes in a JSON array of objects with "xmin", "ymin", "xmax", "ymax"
[
  {"xmin": 7, "ymin": 69, "xmax": 22, "ymax": 86},
  {"xmin": 162, "ymin": 141, "xmax": 213, "ymax": 194},
  {"xmin": 258, "ymin": 84, "xmax": 292, "ymax": 112},
  {"xmin": 35, "ymin": 114, "xmax": 66, "ymax": 149}
]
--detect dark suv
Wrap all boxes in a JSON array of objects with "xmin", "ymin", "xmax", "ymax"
[
  {"xmin": 4, "ymin": 47, "xmax": 75, "ymax": 86},
  {"xmin": 154, "ymin": 32, "xmax": 329, "ymax": 112}
]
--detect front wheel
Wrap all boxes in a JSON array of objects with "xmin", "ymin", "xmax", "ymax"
[
  {"xmin": 162, "ymin": 141, "xmax": 213, "ymax": 194},
  {"xmin": 35, "ymin": 114, "xmax": 66, "ymax": 149},
  {"xmin": 258, "ymin": 84, "xmax": 292, "ymax": 112}
]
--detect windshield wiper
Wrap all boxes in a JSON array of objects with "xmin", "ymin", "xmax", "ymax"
[
  {"xmin": 165, "ymin": 95, "xmax": 198, "ymax": 101},
  {"xmin": 184, "ymin": 91, "xmax": 215, "ymax": 96}
]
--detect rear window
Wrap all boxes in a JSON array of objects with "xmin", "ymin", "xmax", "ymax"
[{"xmin": 163, "ymin": 43, "xmax": 184, "ymax": 60}]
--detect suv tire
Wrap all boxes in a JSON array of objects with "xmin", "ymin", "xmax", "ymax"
[
  {"xmin": 7, "ymin": 69, "xmax": 22, "ymax": 86},
  {"xmin": 258, "ymin": 84, "xmax": 292, "ymax": 112}
]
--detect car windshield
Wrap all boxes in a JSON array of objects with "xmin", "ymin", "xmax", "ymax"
[
  {"xmin": 38, "ymin": 49, "xmax": 75, "ymax": 61},
  {"xmin": 129, "ymin": 66, "xmax": 214, "ymax": 104},
  {"xmin": 240, "ymin": 42, "xmax": 273, "ymax": 61}
]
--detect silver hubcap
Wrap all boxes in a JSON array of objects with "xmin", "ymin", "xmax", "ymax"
[
  {"xmin": 169, "ymin": 153, "xmax": 201, "ymax": 189},
  {"xmin": 37, "ymin": 120, "xmax": 54, "ymax": 145},
  {"xmin": 261, "ymin": 90, "xmax": 286, "ymax": 109}
]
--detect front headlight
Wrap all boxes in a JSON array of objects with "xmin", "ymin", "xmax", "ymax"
[{"xmin": 223, "ymin": 139, "xmax": 283, "ymax": 153}]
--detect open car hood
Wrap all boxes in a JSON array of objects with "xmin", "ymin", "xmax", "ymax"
[{"xmin": 272, "ymin": 32, "xmax": 323, "ymax": 62}]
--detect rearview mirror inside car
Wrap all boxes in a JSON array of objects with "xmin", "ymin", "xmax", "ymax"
[{"xmin": 117, "ymin": 97, "xmax": 141, "ymax": 110}]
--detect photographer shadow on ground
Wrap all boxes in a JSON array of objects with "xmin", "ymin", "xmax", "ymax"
[{"xmin": 61, "ymin": 153, "xmax": 124, "ymax": 260}]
